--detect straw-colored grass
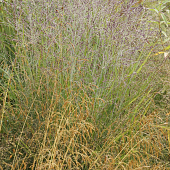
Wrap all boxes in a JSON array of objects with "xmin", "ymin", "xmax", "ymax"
[{"xmin": 0, "ymin": 0, "xmax": 170, "ymax": 169}]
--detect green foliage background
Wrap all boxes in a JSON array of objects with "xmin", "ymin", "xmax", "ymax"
[{"xmin": 0, "ymin": 0, "xmax": 170, "ymax": 169}]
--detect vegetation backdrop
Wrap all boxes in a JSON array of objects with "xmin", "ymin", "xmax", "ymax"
[{"xmin": 0, "ymin": 0, "xmax": 170, "ymax": 169}]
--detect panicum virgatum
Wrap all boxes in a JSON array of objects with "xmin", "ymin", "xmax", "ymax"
[{"xmin": 1, "ymin": 0, "xmax": 169, "ymax": 169}]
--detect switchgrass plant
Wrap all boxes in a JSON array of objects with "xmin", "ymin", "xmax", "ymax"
[
  {"xmin": 0, "ymin": 0, "xmax": 17, "ymax": 106},
  {"xmin": 0, "ymin": 0, "xmax": 170, "ymax": 169}
]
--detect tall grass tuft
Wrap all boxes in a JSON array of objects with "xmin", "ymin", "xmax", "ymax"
[{"xmin": 0, "ymin": 0, "xmax": 170, "ymax": 169}]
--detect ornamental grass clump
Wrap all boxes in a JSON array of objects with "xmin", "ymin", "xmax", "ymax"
[{"xmin": 0, "ymin": 0, "xmax": 170, "ymax": 169}]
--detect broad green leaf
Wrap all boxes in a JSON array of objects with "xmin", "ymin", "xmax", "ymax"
[
  {"xmin": 161, "ymin": 13, "xmax": 168, "ymax": 27},
  {"xmin": 162, "ymin": 0, "xmax": 170, "ymax": 4},
  {"xmin": 165, "ymin": 45, "xmax": 170, "ymax": 50},
  {"xmin": 149, "ymin": 8, "xmax": 159, "ymax": 13},
  {"xmin": 162, "ymin": 31, "xmax": 167, "ymax": 37}
]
